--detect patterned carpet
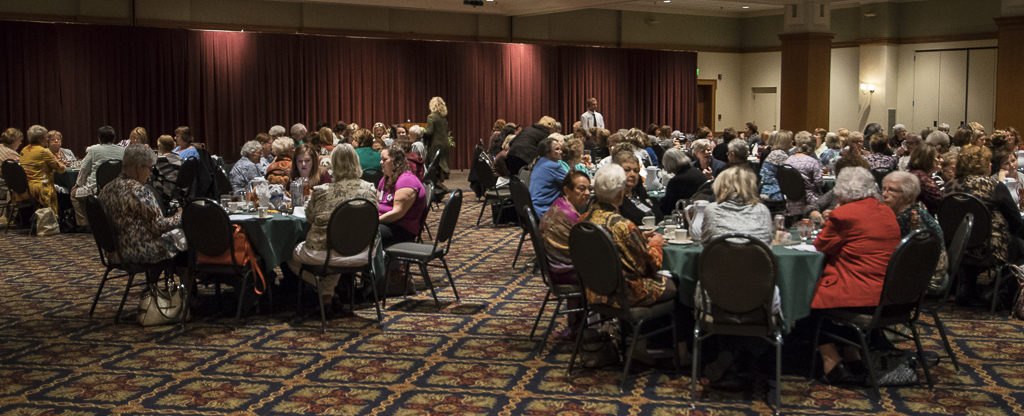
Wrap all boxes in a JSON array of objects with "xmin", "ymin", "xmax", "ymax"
[{"xmin": 2, "ymin": 191, "xmax": 1024, "ymax": 415}]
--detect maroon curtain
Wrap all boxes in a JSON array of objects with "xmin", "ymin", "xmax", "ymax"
[{"xmin": 1, "ymin": 21, "xmax": 696, "ymax": 168}]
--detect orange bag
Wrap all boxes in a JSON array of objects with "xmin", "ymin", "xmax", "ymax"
[{"xmin": 196, "ymin": 224, "xmax": 267, "ymax": 294}]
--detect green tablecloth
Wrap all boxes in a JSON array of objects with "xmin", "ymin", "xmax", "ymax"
[
  {"xmin": 233, "ymin": 213, "xmax": 308, "ymax": 267},
  {"xmin": 662, "ymin": 242, "xmax": 825, "ymax": 330},
  {"xmin": 55, "ymin": 170, "xmax": 79, "ymax": 189}
]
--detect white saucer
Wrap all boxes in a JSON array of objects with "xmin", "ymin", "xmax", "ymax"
[
  {"xmin": 639, "ymin": 225, "xmax": 656, "ymax": 231},
  {"xmin": 667, "ymin": 238, "xmax": 694, "ymax": 245}
]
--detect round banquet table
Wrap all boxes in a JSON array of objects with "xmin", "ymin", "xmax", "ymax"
[
  {"xmin": 230, "ymin": 212, "xmax": 308, "ymax": 270},
  {"xmin": 661, "ymin": 241, "xmax": 825, "ymax": 330}
]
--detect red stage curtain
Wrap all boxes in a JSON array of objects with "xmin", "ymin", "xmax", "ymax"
[{"xmin": 0, "ymin": 21, "xmax": 696, "ymax": 168}]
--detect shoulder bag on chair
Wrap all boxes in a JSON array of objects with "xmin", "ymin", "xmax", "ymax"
[
  {"xmin": 137, "ymin": 280, "xmax": 185, "ymax": 326},
  {"xmin": 195, "ymin": 224, "xmax": 267, "ymax": 295}
]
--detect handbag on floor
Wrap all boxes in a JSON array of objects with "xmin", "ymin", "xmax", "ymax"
[
  {"xmin": 137, "ymin": 281, "xmax": 185, "ymax": 326},
  {"xmin": 34, "ymin": 207, "xmax": 59, "ymax": 236}
]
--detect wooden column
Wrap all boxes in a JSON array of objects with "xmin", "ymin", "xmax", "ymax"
[
  {"xmin": 995, "ymin": 16, "xmax": 1024, "ymax": 130},
  {"xmin": 779, "ymin": 32, "xmax": 833, "ymax": 131}
]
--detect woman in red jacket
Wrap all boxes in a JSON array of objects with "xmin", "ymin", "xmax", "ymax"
[{"xmin": 811, "ymin": 166, "xmax": 901, "ymax": 385}]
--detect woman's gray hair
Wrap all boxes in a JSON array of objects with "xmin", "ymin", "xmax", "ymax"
[
  {"xmin": 824, "ymin": 132, "xmax": 841, "ymax": 149},
  {"xmin": 593, "ymin": 163, "xmax": 626, "ymax": 204},
  {"xmin": 408, "ymin": 125, "xmax": 424, "ymax": 139},
  {"xmin": 884, "ymin": 171, "xmax": 921, "ymax": 201},
  {"xmin": 794, "ymin": 130, "xmax": 815, "ymax": 154},
  {"xmin": 833, "ymin": 166, "xmax": 878, "ymax": 203},
  {"xmin": 272, "ymin": 137, "xmax": 295, "ymax": 156},
  {"xmin": 691, "ymin": 138, "xmax": 713, "ymax": 154},
  {"xmin": 268, "ymin": 125, "xmax": 286, "ymax": 137},
  {"xmin": 661, "ymin": 147, "xmax": 691, "ymax": 174},
  {"xmin": 726, "ymin": 138, "xmax": 748, "ymax": 159},
  {"xmin": 330, "ymin": 143, "xmax": 362, "ymax": 181},
  {"xmin": 240, "ymin": 140, "xmax": 262, "ymax": 158},
  {"xmin": 121, "ymin": 143, "xmax": 157, "ymax": 173},
  {"xmin": 26, "ymin": 125, "xmax": 48, "ymax": 145}
]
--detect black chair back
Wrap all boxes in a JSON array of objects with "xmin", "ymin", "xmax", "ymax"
[
  {"xmin": 423, "ymin": 149, "xmax": 442, "ymax": 181},
  {"xmin": 417, "ymin": 181, "xmax": 435, "ymax": 239},
  {"xmin": 1, "ymin": 160, "xmax": 29, "ymax": 194},
  {"xmin": 326, "ymin": 198, "xmax": 378, "ymax": 258},
  {"xmin": 182, "ymin": 198, "xmax": 235, "ymax": 261},
  {"xmin": 871, "ymin": 167, "xmax": 892, "ymax": 186},
  {"xmin": 361, "ymin": 168, "xmax": 383, "ymax": 188},
  {"xmin": 96, "ymin": 160, "xmax": 122, "ymax": 192},
  {"xmin": 699, "ymin": 234, "xmax": 777, "ymax": 316},
  {"xmin": 940, "ymin": 213, "xmax": 973, "ymax": 301},
  {"xmin": 690, "ymin": 178, "xmax": 716, "ymax": 202},
  {"xmin": 776, "ymin": 164, "xmax": 806, "ymax": 202},
  {"xmin": 83, "ymin": 195, "xmax": 118, "ymax": 255},
  {"xmin": 569, "ymin": 222, "xmax": 628, "ymax": 308},
  {"xmin": 873, "ymin": 229, "xmax": 943, "ymax": 323},
  {"xmin": 432, "ymin": 189, "xmax": 463, "ymax": 255},
  {"xmin": 177, "ymin": 159, "xmax": 199, "ymax": 192},
  {"xmin": 472, "ymin": 153, "xmax": 499, "ymax": 191},
  {"xmin": 938, "ymin": 192, "xmax": 990, "ymax": 249},
  {"xmin": 522, "ymin": 206, "xmax": 554, "ymax": 285},
  {"xmin": 509, "ymin": 177, "xmax": 536, "ymax": 223}
]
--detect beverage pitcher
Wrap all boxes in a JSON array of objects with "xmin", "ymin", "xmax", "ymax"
[{"xmin": 683, "ymin": 200, "xmax": 709, "ymax": 239}]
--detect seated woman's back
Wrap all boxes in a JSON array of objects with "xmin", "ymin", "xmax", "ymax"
[{"xmin": 700, "ymin": 166, "xmax": 772, "ymax": 245}]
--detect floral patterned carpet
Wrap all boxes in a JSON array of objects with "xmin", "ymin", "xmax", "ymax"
[{"xmin": 2, "ymin": 193, "xmax": 1024, "ymax": 415}]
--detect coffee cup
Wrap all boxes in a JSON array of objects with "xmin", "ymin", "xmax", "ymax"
[
  {"xmin": 664, "ymin": 225, "xmax": 677, "ymax": 235},
  {"xmin": 642, "ymin": 216, "xmax": 656, "ymax": 227},
  {"xmin": 674, "ymin": 229, "xmax": 688, "ymax": 242},
  {"xmin": 257, "ymin": 206, "xmax": 269, "ymax": 218}
]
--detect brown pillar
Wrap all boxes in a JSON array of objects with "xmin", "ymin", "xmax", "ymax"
[
  {"xmin": 779, "ymin": 32, "xmax": 834, "ymax": 131},
  {"xmin": 996, "ymin": 16, "xmax": 1024, "ymax": 130}
]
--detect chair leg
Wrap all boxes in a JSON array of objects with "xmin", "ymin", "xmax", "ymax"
[
  {"xmin": 856, "ymin": 331, "xmax": 881, "ymax": 400},
  {"xmin": 909, "ymin": 322, "xmax": 935, "ymax": 388},
  {"xmin": 620, "ymin": 320, "xmax": 643, "ymax": 392},
  {"xmin": 89, "ymin": 267, "xmax": 114, "ymax": 317},
  {"xmin": 991, "ymin": 265, "xmax": 1005, "ymax": 314},
  {"xmin": 691, "ymin": 327, "xmax": 701, "ymax": 409},
  {"xmin": 418, "ymin": 262, "xmax": 440, "ymax": 309},
  {"xmin": 512, "ymin": 230, "xmax": 526, "ymax": 269},
  {"xmin": 476, "ymin": 200, "xmax": 487, "ymax": 226},
  {"xmin": 315, "ymin": 276, "xmax": 327, "ymax": 333},
  {"xmin": 775, "ymin": 332, "xmax": 783, "ymax": 414},
  {"xmin": 440, "ymin": 257, "xmax": 459, "ymax": 302},
  {"xmin": 670, "ymin": 312, "xmax": 681, "ymax": 374},
  {"xmin": 930, "ymin": 310, "xmax": 960, "ymax": 371},
  {"xmin": 366, "ymin": 272, "xmax": 384, "ymax": 328},
  {"xmin": 567, "ymin": 312, "xmax": 589, "ymax": 376},
  {"xmin": 539, "ymin": 299, "xmax": 563, "ymax": 343},
  {"xmin": 529, "ymin": 290, "xmax": 553, "ymax": 340},
  {"xmin": 234, "ymin": 271, "xmax": 250, "ymax": 325},
  {"xmin": 115, "ymin": 273, "xmax": 136, "ymax": 323},
  {"xmin": 808, "ymin": 317, "xmax": 823, "ymax": 378}
]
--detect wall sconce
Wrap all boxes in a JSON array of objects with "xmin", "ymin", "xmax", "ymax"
[{"xmin": 860, "ymin": 83, "xmax": 876, "ymax": 94}]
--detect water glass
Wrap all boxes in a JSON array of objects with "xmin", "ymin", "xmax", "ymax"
[{"xmin": 219, "ymin": 194, "xmax": 232, "ymax": 208}]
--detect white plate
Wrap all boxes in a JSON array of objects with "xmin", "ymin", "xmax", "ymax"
[
  {"xmin": 639, "ymin": 225, "xmax": 656, "ymax": 231},
  {"xmin": 667, "ymin": 238, "xmax": 694, "ymax": 245}
]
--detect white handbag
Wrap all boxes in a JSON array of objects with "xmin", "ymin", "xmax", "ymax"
[{"xmin": 136, "ymin": 282, "xmax": 185, "ymax": 326}]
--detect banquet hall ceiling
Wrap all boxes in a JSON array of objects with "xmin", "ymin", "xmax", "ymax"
[{"xmin": 279, "ymin": 0, "xmax": 876, "ymax": 17}]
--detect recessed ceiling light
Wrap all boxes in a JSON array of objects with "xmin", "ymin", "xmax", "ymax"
[
  {"xmin": 742, "ymin": 5, "xmax": 750, "ymax": 8},
  {"xmin": 662, "ymin": 0, "xmax": 671, "ymax": 3}
]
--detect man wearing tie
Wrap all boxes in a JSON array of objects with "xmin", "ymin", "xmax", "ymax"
[{"xmin": 580, "ymin": 97, "xmax": 605, "ymax": 131}]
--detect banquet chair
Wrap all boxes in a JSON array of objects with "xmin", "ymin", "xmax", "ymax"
[
  {"xmin": 471, "ymin": 153, "xmax": 510, "ymax": 226},
  {"xmin": 809, "ymin": 228, "xmax": 942, "ymax": 400},
  {"xmin": 423, "ymin": 149, "xmax": 443, "ymax": 206},
  {"xmin": 385, "ymin": 189, "xmax": 462, "ymax": 310},
  {"xmin": 524, "ymin": 205, "xmax": 585, "ymax": 345},
  {"xmin": 567, "ymin": 222, "xmax": 680, "ymax": 391},
  {"xmin": 361, "ymin": 168, "xmax": 383, "ymax": 188},
  {"xmin": 83, "ymin": 195, "xmax": 172, "ymax": 323},
  {"xmin": 920, "ymin": 213, "xmax": 972, "ymax": 371},
  {"xmin": 693, "ymin": 234, "xmax": 782, "ymax": 414},
  {"xmin": 776, "ymin": 164, "xmax": 807, "ymax": 223},
  {"xmin": 296, "ymin": 198, "xmax": 383, "ymax": 332},
  {"xmin": 181, "ymin": 198, "xmax": 265, "ymax": 326},
  {"xmin": 1, "ymin": 160, "xmax": 39, "ymax": 233},
  {"xmin": 508, "ymin": 176, "xmax": 537, "ymax": 269},
  {"xmin": 95, "ymin": 159, "xmax": 122, "ymax": 193},
  {"xmin": 416, "ymin": 180, "xmax": 435, "ymax": 242},
  {"xmin": 690, "ymin": 178, "xmax": 716, "ymax": 203},
  {"xmin": 175, "ymin": 159, "xmax": 199, "ymax": 202},
  {"xmin": 937, "ymin": 192, "xmax": 1007, "ymax": 313}
]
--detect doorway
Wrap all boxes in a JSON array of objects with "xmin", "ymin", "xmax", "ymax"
[{"xmin": 697, "ymin": 80, "xmax": 717, "ymax": 132}]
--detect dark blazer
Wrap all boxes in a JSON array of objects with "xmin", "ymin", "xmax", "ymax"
[
  {"xmin": 507, "ymin": 123, "xmax": 550, "ymax": 164},
  {"xmin": 660, "ymin": 165, "xmax": 708, "ymax": 214}
]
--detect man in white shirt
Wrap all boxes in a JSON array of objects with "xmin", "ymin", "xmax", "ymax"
[{"xmin": 579, "ymin": 97, "xmax": 605, "ymax": 131}]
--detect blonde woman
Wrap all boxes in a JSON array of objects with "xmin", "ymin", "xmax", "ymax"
[
  {"xmin": 425, "ymin": 96, "xmax": 449, "ymax": 187},
  {"xmin": 700, "ymin": 166, "xmax": 772, "ymax": 244}
]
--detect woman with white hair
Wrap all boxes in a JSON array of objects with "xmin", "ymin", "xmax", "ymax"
[
  {"xmin": 99, "ymin": 143, "xmax": 184, "ymax": 268},
  {"xmin": 288, "ymin": 144, "xmax": 378, "ymax": 312},
  {"xmin": 407, "ymin": 125, "xmax": 426, "ymax": 159},
  {"xmin": 425, "ymin": 96, "xmax": 450, "ymax": 187},
  {"xmin": 882, "ymin": 171, "xmax": 948, "ymax": 292},
  {"xmin": 809, "ymin": 166, "xmax": 900, "ymax": 385},
  {"xmin": 690, "ymin": 138, "xmax": 724, "ymax": 179},
  {"xmin": 230, "ymin": 140, "xmax": 264, "ymax": 193},
  {"xmin": 580, "ymin": 164, "xmax": 675, "ymax": 307}
]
